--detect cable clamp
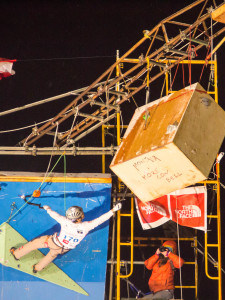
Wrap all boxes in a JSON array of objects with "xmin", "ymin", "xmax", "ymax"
[
  {"xmin": 32, "ymin": 125, "xmax": 39, "ymax": 136},
  {"xmin": 32, "ymin": 145, "xmax": 37, "ymax": 156}
]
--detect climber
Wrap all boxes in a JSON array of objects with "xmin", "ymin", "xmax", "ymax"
[
  {"xmin": 142, "ymin": 240, "xmax": 184, "ymax": 300},
  {"xmin": 10, "ymin": 202, "xmax": 121, "ymax": 273}
]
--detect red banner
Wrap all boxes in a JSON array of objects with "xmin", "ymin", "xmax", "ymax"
[{"xmin": 135, "ymin": 186, "xmax": 207, "ymax": 231}]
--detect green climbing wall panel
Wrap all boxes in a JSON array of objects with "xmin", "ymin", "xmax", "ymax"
[{"xmin": 0, "ymin": 222, "xmax": 88, "ymax": 296}]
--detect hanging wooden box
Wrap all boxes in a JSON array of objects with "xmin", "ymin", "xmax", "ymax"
[
  {"xmin": 110, "ymin": 82, "xmax": 225, "ymax": 203},
  {"xmin": 212, "ymin": 3, "xmax": 225, "ymax": 24}
]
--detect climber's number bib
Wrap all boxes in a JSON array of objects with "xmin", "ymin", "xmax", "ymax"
[{"xmin": 62, "ymin": 235, "xmax": 80, "ymax": 248}]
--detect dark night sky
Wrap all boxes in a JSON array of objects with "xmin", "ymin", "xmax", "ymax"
[
  {"xmin": 0, "ymin": 0, "xmax": 188, "ymax": 172},
  {"xmin": 0, "ymin": 0, "xmax": 225, "ymax": 299},
  {"xmin": 1, "ymin": 0, "xmax": 225, "ymax": 172}
]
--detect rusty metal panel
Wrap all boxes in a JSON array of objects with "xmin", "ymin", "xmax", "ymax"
[{"xmin": 110, "ymin": 83, "xmax": 225, "ymax": 202}]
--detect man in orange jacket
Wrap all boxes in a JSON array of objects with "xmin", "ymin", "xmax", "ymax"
[{"xmin": 142, "ymin": 240, "xmax": 184, "ymax": 299}]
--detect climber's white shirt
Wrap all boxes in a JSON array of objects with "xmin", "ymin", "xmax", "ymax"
[{"xmin": 46, "ymin": 208, "xmax": 113, "ymax": 249}]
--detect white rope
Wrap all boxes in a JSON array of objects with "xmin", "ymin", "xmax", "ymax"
[
  {"xmin": 175, "ymin": 194, "xmax": 183, "ymax": 300},
  {"xmin": 0, "ymin": 77, "xmax": 127, "ymax": 137},
  {"xmin": 0, "ymin": 107, "xmax": 74, "ymax": 142},
  {"xmin": 37, "ymin": 109, "xmax": 81, "ymax": 200},
  {"xmin": 108, "ymin": 76, "xmax": 133, "ymax": 92},
  {"xmin": 0, "ymin": 118, "xmax": 53, "ymax": 134},
  {"xmin": 66, "ymin": 109, "xmax": 79, "ymax": 143},
  {"xmin": 0, "ymin": 79, "xmax": 115, "ymax": 118},
  {"xmin": 208, "ymin": 161, "xmax": 217, "ymax": 180},
  {"xmin": 210, "ymin": 13, "xmax": 214, "ymax": 61},
  {"xmin": 160, "ymin": 76, "xmax": 166, "ymax": 98},
  {"xmin": 0, "ymin": 77, "xmax": 131, "ymax": 136},
  {"xmin": 39, "ymin": 122, "xmax": 59, "ymax": 188},
  {"xmin": 120, "ymin": 111, "xmax": 124, "ymax": 137},
  {"xmin": 106, "ymin": 88, "xmax": 109, "ymax": 119},
  {"xmin": 207, "ymin": 13, "xmax": 215, "ymax": 92},
  {"xmin": 18, "ymin": 55, "xmax": 115, "ymax": 62}
]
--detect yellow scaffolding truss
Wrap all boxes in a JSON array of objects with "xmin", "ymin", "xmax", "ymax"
[
  {"xmin": 166, "ymin": 59, "xmax": 222, "ymax": 300},
  {"xmin": 102, "ymin": 58, "xmax": 222, "ymax": 300}
]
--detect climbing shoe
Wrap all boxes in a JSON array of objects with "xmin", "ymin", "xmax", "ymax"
[
  {"xmin": 10, "ymin": 247, "xmax": 19, "ymax": 261},
  {"xmin": 32, "ymin": 264, "xmax": 38, "ymax": 274}
]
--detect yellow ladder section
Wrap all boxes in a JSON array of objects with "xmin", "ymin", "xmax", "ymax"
[
  {"xmin": 116, "ymin": 197, "xmax": 134, "ymax": 300},
  {"xmin": 134, "ymin": 236, "xmax": 199, "ymax": 298},
  {"xmin": 166, "ymin": 58, "xmax": 222, "ymax": 300}
]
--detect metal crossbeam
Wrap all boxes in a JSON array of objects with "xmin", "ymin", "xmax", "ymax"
[{"xmin": 0, "ymin": 146, "xmax": 118, "ymax": 156}]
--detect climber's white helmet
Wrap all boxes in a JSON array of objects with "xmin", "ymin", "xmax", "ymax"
[{"xmin": 66, "ymin": 206, "xmax": 84, "ymax": 222}]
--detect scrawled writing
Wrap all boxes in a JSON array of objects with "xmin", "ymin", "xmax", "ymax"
[
  {"xmin": 141, "ymin": 168, "xmax": 158, "ymax": 180},
  {"xmin": 133, "ymin": 155, "xmax": 161, "ymax": 172},
  {"xmin": 157, "ymin": 170, "xmax": 169, "ymax": 180},
  {"xmin": 165, "ymin": 172, "xmax": 182, "ymax": 183},
  {"xmin": 141, "ymin": 168, "xmax": 182, "ymax": 183},
  {"xmin": 133, "ymin": 155, "xmax": 183, "ymax": 183}
]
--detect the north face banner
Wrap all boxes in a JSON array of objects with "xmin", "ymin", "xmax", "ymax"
[
  {"xmin": 135, "ymin": 186, "xmax": 207, "ymax": 231},
  {"xmin": 169, "ymin": 187, "xmax": 207, "ymax": 231},
  {"xmin": 135, "ymin": 195, "xmax": 169, "ymax": 229}
]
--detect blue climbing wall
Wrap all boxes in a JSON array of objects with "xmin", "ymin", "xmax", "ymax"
[{"xmin": 0, "ymin": 172, "xmax": 112, "ymax": 300}]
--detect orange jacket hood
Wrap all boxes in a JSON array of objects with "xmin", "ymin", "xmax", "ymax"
[{"xmin": 144, "ymin": 253, "xmax": 184, "ymax": 293}]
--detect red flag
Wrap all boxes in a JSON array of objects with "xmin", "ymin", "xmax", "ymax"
[
  {"xmin": 169, "ymin": 187, "xmax": 207, "ymax": 231},
  {"xmin": 0, "ymin": 58, "xmax": 16, "ymax": 80},
  {"xmin": 135, "ymin": 186, "xmax": 207, "ymax": 231},
  {"xmin": 135, "ymin": 195, "xmax": 169, "ymax": 229}
]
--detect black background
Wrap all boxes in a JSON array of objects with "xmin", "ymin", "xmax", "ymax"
[{"xmin": 0, "ymin": 0, "xmax": 225, "ymax": 299}]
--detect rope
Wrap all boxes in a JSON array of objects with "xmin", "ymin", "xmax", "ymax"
[
  {"xmin": 17, "ymin": 55, "xmax": 115, "ymax": 62},
  {"xmin": 34, "ymin": 153, "xmax": 65, "ymax": 196},
  {"xmin": 0, "ymin": 151, "xmax": 65, "ymax": 228},
  {"xmin": 39, "ymin": 122, "xmax": 59, "ymax": 189},
  {"xmin": 197, "ymin": 188, "xmax": 214, "ymax": 297},
  {"xmin": 160, "ymin": 75, "xmax": 166, "ymax": 98},
  {"xmin": 121, "ymin": 278, "xmax": 145, "ymax": 298},
  {"xmin": 188, "ymin": 27, "xmax": 192, "ymax": 87},
  {"xmin": 182, "ymin": 63, "xmax": 185, "ymax": 88},
  {"xmin": 174, "ymin": 22, "xmax": 211, "ymax": 54},
  {"xmin": 169, "ymin": 63, "xmax": 179, "ymax": 91},
  {"xmin": 120, "ymin": 111, "xmax": 124, "ymax": 138},
  {"xmin": 199, "ymin": 44, "xmax": 211, "ymax": 83},
  {"xmin": 66, "ymin": 108, "xmax": 78, "ymax": 143},
  {"xmin": 5, "ymin": 194, "xmax": 34, "ymax": 224},
  {"xmin": 0, "ymin": 118, "xmax": 53, "ymax": 134},
  {"xmin": 64, "ymin": 154, "xmax": 67, "ymax": 214},
  {"xmin": 199, "ymin": 15, "xmax": 213, "ymax": 83},
  {"xmin": 117, "ymin": 69, "xmax": 139, "ymax": 108},
  {"xmin": 0, "ymin": 79, "xmax": 115, "ymax": 119},
  {"xmin": 175, "ymin": 194, "xmax": 183, "ymax": 300},
  {"xmin": 145, "ymin": 57, "xmax": 150, "ymax": 105},
  {"xmin": 210, "ymin": 13, "xmax": 214, "ymax": 61},
  {"xmin": 200, "ymin": 17, "xmax": 214, "ymax": 88},
  {"xmin": 146, "ymin": 57, "xmax": 150, "ymax": 88},
  {"xmin": 0, "ymin": 124, "xmax": 67, "ymax": 227}
]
